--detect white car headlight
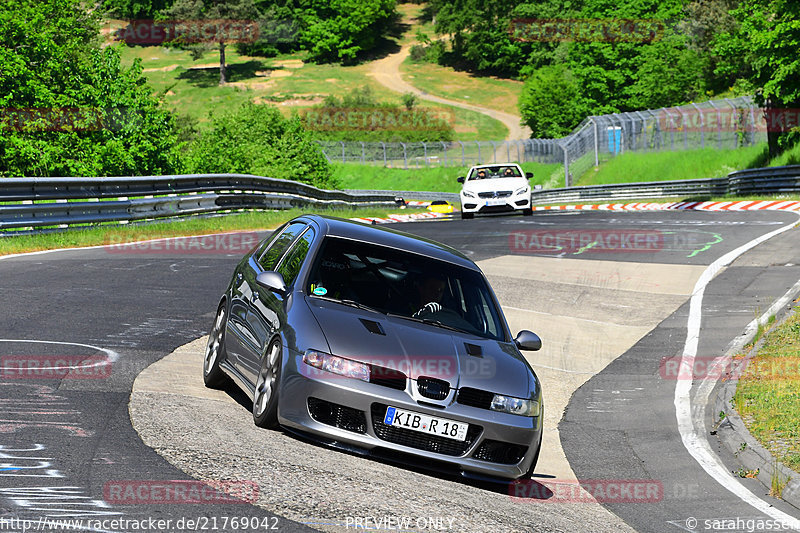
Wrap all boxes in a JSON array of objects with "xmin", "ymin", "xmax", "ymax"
[
  {"xmin": 462, "ymin": 190, "xmax": 476, "ymax": 198},
  {"xmin": 490, "ymin": 394, "xmax": 540, "ymax": 417},
  {"xmin": 303, "ymin": 350, "xmax": 370, "ymax": 382},
  {"xmin": 514, "ymin": 186, "xmax": 529, "ymax": 196}
]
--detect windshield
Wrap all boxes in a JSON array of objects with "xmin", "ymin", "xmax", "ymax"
[
  {"xmin": 306, "ymin": 236, "xmax": 507, "ymax": 341},
  {"xmin": 468, "ymin": 165, "xmax": 522, "ymax": 180}
]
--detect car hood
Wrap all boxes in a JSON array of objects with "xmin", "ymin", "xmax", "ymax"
[
  {"xmin": 305, "ymin": 297, "xmax": 532, "ymax": 396},
  {"xmin": 462, "ymin": 177, "xmax": 527, "ymax": 195}
]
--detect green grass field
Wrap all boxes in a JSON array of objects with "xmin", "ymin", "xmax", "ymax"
[
  {"xmin": 734, "ymin": 310, "xmax": 800, "ymax": 475},
  {"xmin": 0, "ymin": 206, "xmax": 399, "ymax": 257},
  {"xmin": 332, "ymin": 161, "xmax": 562, "ymax": 193}
]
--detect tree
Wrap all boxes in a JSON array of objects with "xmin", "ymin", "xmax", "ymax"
[
  {"xmin": 518, "ymin": 64, "xmax": 589, "ymax": 137},
  {"xmin": 714, "ymin": 0, "xmax": 800, "ymax": 157},
  {"xmin": 0, "ymin": 0, "xmax": 182, "ymax": 177},
  {"xmin": 157, "ymin": 0, "xmax": 259, "ymax": 85},
  {"xmin": 186, "ymin": 103, "xmax": 335, "ymax": 188},
  {"xmin": 294, "ymin": 0, "xmax": 397, "ymax": 63}
]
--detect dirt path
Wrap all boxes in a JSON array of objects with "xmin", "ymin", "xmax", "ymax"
[{"xmin": 368, "ymin": 45, "xmax": 532, "ymax": 141}]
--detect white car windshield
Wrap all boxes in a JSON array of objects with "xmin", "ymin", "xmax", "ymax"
[{"xmin": 468, "ymin": 165, "xmax": 522, "ymax": 180}]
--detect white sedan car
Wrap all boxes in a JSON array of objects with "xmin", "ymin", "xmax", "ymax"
[{"xmin": 458, "ymin": 163, "xmax": 533, "ymax": 219}]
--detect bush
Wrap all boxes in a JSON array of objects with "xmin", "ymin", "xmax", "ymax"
[{"xmin": 185, "ymin": 103, "xmax": 335, "ymax": 189}]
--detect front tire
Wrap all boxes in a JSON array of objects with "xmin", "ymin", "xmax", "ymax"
[
  {"xmin": 253, "ymin": 338, "xmax": 282, "ymax": 429},
  {"xmin": 460, "ymin": 211, "xmax": 474, "ymax": 219},
  {"xmin": 203, "ymin": 303, "xmax": 230, "ymax": 388}
]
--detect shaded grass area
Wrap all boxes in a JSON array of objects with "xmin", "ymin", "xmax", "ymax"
[
  {"xmin": 333, "ymin": 162, "xmax": 562, "ymax": 193},
  {"xmin": 734, "ymin": 310, "xmax": 800, "ymax": 473},
  {"xmin": 0, "ymin": 207, "xmax": 399, "ymax": 257}
]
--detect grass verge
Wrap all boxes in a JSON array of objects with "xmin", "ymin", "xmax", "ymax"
[
  {"xmin": 0, "ymin": 207, "xmax": 400, "ymax": 257},
  {"xmin": 733, "ymin": 308, "xmax": 800, "ymax": 474},
  {"xmin": 333, "ymin": 161, "xmax": 563, "ymax": 193}
]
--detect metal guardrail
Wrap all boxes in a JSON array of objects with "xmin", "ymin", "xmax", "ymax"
[
  {"xmin": 0, "ymin": 174, "xmax": 402, "ymax": 231},
  {"xmin": 2, "ymin": 166, "xmax": 799, "ymax": 233}
]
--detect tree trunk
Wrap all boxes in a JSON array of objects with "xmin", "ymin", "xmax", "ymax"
[{"xmin": 219, "ymin": 41, "xmax": 227, "ymax": 86}]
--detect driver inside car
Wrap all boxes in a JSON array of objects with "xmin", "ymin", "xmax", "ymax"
[{"xmin": 412, "ymin": 275, "xmax": 446, "ymax": 317}]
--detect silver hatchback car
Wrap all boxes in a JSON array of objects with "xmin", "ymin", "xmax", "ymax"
[{"xmin": 203, "ymin": 214, "xmax": 544, "ymax": 480}]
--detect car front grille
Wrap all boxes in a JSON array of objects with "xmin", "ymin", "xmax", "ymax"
[
  {"xmin": 457, "ymin": 387, "xmax": 495, "ymax": 409},
  {"xmin": 477, "ymin": 191, "xmax": 512, "ymax": 199},
  {"xmin": 308, "ymin": 398, "xmax": 367, "ymax": 434},
  {"xmin": 416, "ymin": 377, "xmax": 450, "ymax": 400},
  {"xmin": 370, "ymin": 403, "xmax": 482, "ymax": 456},
  {"xmin": 473, "ymin": 439, "xmax": 528, "ymax": 464}
]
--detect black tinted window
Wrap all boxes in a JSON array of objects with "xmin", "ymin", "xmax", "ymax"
[
  {"xmin": 258, "ymin": 222, "xmax": 306, "ymax": 271},
  {"xmin": 277, "ymin": 227, "xmax": 315, "ymax": 286}
]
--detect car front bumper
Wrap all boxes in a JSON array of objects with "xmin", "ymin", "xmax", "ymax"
[
  {"xmin": 278, "ymin": 351, "xmax": 542, "ymax": 480},
  {"xmin": 460, "ymin": 193, "xmax": 530, "ymax": 214}
]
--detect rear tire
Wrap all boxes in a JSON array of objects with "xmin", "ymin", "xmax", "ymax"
[
  {"xmin": 203, "ymin": 303, "xmax": 230, "ymax": 388},
  {"xmin": 522, "ymin": 208, "xmax": 533, "ymax": 216},
  {"xmin": 253, "ymin": 338, "xmax": 282, "ymax": 429},
  {"xmin": 461, "ymin": 211, "xmax": 474, "ymax": 219}
]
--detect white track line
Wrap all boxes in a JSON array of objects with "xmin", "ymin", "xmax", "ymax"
[{"xmin": 674, "ymin": 212, "xmax": 800, "ymax": 528}]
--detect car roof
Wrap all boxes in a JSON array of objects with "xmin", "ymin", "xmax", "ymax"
[{"xmin": 295, "ymin": 214, "xmax": 478, "ymax": 271}]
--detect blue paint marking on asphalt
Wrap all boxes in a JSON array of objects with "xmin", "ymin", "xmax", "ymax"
[{"xmin": 0, "ymin": 467, "xmax": 20, "ymax": 471}]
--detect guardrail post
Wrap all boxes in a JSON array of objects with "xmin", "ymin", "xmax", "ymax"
[
  {"xmin": 561, "ymin": 141, "xmax": 570, "ymax": 187},
  {"xmin": 459, "ymin": 141, "xmax": 465, "ymax": 165},
  {"xmin": 490, "ymin": 141, "xmax": 497, "ymax": 163},
  {"xmin": 380, "ymin": 142, "xmax": 387, "ymax": 167},
  {"xmin": 506, "ymin": 141, "xmax": 511, "ymax": 162},
  {"xmin": 691, "ymin": 103, "xmax": 705, "ymax": 148},
  {"xmin": 476, "ymin": 141, "xmax": 481, "ymax": 164},
  {"xmin": 589, "ymin": 117, "xmax": 599, "ymax": 166},
  {"xmin": 709, "ymin": 100, "xmax": 722, "ymax": 149},
  {"xmin": 422, "ymin": 142, "xmax": 428, "ymax": 168},
  {"xmin": 360, "ymin": 142, "xmax": 365, "ymax": 164},
  {"xmin": 441, "ymin": 141, "xmax": 448, "ymax": 166},
  {"xmin": 402, "ymin": 142, "xmax": 408, "ymax": 169},
  {"xmin": 340, "ymin": 141, "xmax": 346, "ymax": 163},
  {"xmin": 724, "ymin": 98, "xmax": 739, "ymax": 148}
]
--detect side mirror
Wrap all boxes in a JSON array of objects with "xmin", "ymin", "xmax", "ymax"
[
  {"xmin": 256, "ymin": 271, "xmax": 287, "ymax": 295},
  {"xmin": 515, "ymin": 330, "xmax": 541, "ymax": 351},
  {"xmin": 526, "ymin": 172, "xmax": 533, "ymax": 179},
  {"xmin": 457, "ymin": 177, "xmax": 465, "ymax": 183}
]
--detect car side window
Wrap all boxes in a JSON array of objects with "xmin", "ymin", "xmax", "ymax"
[
  {"xmin": 258, "ymin": 222, "xmax": 306, "ymax": 271},
  {"xmin": 276, "ymin": 227, "xmax": 315, "ymax": 287}
]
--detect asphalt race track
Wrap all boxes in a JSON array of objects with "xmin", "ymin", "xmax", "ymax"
[{"xmin": 1, "ymin": 209, "xmax": 799, "ymax": 532}]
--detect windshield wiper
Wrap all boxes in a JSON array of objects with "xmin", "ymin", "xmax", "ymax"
[
  {"xmin": 311, "ymin": 295, "xmax": 384, "ymax": 315},
  {"xmin": 387, "ymin": 313, "xmax": 466, "ymax": 334}
]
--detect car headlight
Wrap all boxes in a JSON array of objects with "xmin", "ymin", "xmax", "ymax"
[
  {"xmin": 462, "ymin": 190, "xmax": 476, "ymax": 198},
  {"xmin": 302, "ymin": 350, "xmax": 370, "ymax": 382},
  {"xmin": 514, "ymin": 186, "xmax": 529, "ymax": 196},
  {"xmin": 490, "ymin": 394, "xmax": 540, "ymax": 417}
]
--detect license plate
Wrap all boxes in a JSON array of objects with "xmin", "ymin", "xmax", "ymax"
[
  {"xmin": 485, "ymin": 198, "xmax": 506, "ymax": 206},
  {"xmin": 383, "ymin": 406, "xmax": 468, "ymax": 441}
]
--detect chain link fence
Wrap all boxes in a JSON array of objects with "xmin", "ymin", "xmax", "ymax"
[{"xmin": 315, "ymin": 96, "xmax": 767, "ymax": 184}]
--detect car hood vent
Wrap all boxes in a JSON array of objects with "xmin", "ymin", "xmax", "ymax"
[
  {"xmin": 359, "ymin": 318, "xmax": 385, "ymax": 335},
  {"xmin": 465, "ymin": 343, "xmax": 482, "ymax": 356}
]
